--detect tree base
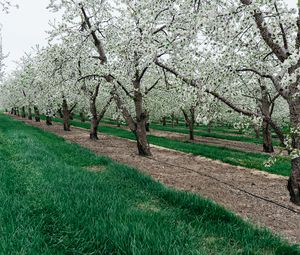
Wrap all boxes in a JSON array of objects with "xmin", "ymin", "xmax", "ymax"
[
  {"xmin": 263, "ymin": 144, "xmax": 274, "ymax": 153},
  {"xmin": 90, "ymin": 133, "xmax": 99, "ymax": 140},
  {"xmin": 287, "ymin": 177, "xmax": 300, "ymax": 205}
]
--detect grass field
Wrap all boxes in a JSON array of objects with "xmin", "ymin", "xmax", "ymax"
[
  {"xmin": 0, "ymin": 114, "xmax": 299, "ymax": 254},
  {"xmin": 47, "ymin": 117, "xmax": 291, "ymax": 177}
]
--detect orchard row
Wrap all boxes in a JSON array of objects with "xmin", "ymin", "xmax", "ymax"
[{"xmin": 1, "ymin": 0, "xmax": 300, "ymax": 204}]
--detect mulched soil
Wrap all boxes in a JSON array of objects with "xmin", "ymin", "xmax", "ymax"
[{"xmin": 11, "ymin": 115, "xmax": 300, "ymax": 244}]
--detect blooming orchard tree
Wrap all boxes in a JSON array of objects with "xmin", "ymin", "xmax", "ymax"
[
  {"xmin": 198, "ymin": 0, "xmax": 300, "ymax": 205},
  {"xmin": 152, "ymin": 0, "xmax": 300, "ymax": 204},
  {"xmin": 2, "ymin": 0, "xmax": 300, "ymax": 206},
  {"xmin": 48, "ymin": 0, "xmax": 198, "ymax": 156}
]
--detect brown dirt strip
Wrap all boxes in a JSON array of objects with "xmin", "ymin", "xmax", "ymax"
[{"xmin": 11, "ymin": 115, "xmax": 300, "ymax": 244}]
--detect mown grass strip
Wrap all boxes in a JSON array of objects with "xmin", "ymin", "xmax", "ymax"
[
  {"xmin": 74, "ymin": 114, "xmax": 281, "ymax": 146},
  {"xmin": 44, "ymin": 117, "xmax": 291, "ymax": 177},
  {"xmin": 150, "ymin": 124, "xmax": 282, "ymax": 146},
  {"xmin": 1, "ymin": 114, "xmax": 299, "ymax": 254}
]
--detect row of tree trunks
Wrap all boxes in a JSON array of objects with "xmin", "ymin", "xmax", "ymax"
[
  {"xmin": 162, "ymin": 114, "xmax": 179, "ymax": 127},
  {"xmin": 11, "ymin": 106, "xmax": 38, "ymax": 122}
]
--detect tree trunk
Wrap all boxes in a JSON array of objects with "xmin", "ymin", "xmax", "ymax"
[
  {"xmin": 21, "ymin": 106, "xmax": 26, "ymax": 118},
  {"xmin": 134, "ymin": 80, "xmax": 151, "ymax": 156},
  {"xmin": 145, "ymin": 122, "xmax": 150, "ymax": 132},
  {"xmin": 208, "ymin": 121, "xmax": 212, "ymax": 133},
  {"xmin": 79, "ymin": 111, "xmax": 85, "ymax": 122},
  {"xmin": 16, "ymin": 108, "xmax": 20, "ymax": 116},
  {"xmin": 189, "ymin": 122, "xmax": 194, "ymax": 140},
  {"xmin": 135, "ymin": 120, "xmax": 151, "ymax": 156},
  {"xmin": 260, "ymin": 85, "xmax": 274, "ymax": 153},
  {"xmin": 28, "ymin": 107, "xmax": 32, "ymax": 120},
  {"xmin": 10, "ymin": 108, "xmax": 14, "ymax": 114},
  {"xmin": 62, "ymin": 99, "xmax": 71, "ymax": 131},
  {"xmin": 89, "ymin": 98, "xmax": 99, "ymax": 140},
  {"xmin": 171, "ymin": 112, "xmax": 175, "ymax": 128},
  {"xmin": 287, "ymin": 102, "xmax": 300, "ymax": 205},
  {"xmin": 58, "ymin": 108, "xmax": 63, "ymax": 118},
  {"xmin": 46, "ymin": 116, "xmax": 52, "ymax": 125},
  {"xmin": 262, "ymin": 120, "xmax": 274, "ymax": 153},
  {"xmin": 268, "ymin": 120, "xmax": 285, "ymax": 147},
  {"xmin": 254, "ymin": 125, "xmax": 260, "ymax": 139},
  {"xmin": 176, "ymin": 117, "xmax": 179, "ymax": 125},
  {"xmin": 182, "ymin": 108, "xmax": 195, "ymax": 141},
  {"xmin": 34, "ymin": 107, "xmax": 40, "ymax": 122},
  {"xmin": 90, "ymin": 118, "xmax": 99, "ymax": 140},
  {"xmin": 162, "ymin": 116, "xmax": 166, "ymax": 126}
]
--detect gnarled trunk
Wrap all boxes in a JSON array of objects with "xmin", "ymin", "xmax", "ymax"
[
  {"xmin": 145, "ymin": 122, "xmax": 150, "ymax": 132},
  {"xmin": 58, "ymin": 108, "xmax": 63, "ymax": 118},
  {"xmin": 21, "ymin": 106, "xmax": 26, "ymax": 118},
  {"xmin": 90, "ymin": 98, "xmax": 99, "ymax": 140},
  {"xmin": 62, "ymin": 99, "xmax": 71, "ymax": 131},
  {"xmin": 189, "ymin": 122, "xmax": 194, "ymax": 140},
  {"xmin": 254, "ymin": 125, "xmax": 260, "ymax": 139},
  {"xmin": 79, "ymin": 111, "xmax": 85, "ymax": 122},
  {"xmin": 46, "ymin": 116, "xmax": 52, "ymax": 125},
  {"xmin": 135, "ymin": 117, "xmax": 151, "ymax": 156},
  {"xmin": 135, "ymin": 92, "xmax": 151, "ymax": 156},
  {"xmin": 171, "ymin": 112, "xmax": 175, "ymax": 128},
  {"xmin": 182, "ymin": 107, "xmax": 195, "ymax": 141},
  {"xmin": 262, "ymin": 120, "xmax": 274, "ymax": 153},
  {"xmin": 28, "ymin": 107, "xmax": 33, "ymax": 120},
  {"xmin": 260, "ymin": 85, "xmax": 274, "ymax": 153},
  {"xmin": 208, "ymin": 121, "xmax": 212, "ymax": 134},
  {"xmin": 34, "ymin": 106, "xmax": 40, "ymax": 122},
  {"xmin": 162, "ymin": 116, "xmax": 166, "ymax": 126},
  {"xmin": 287, "ymin": 102, "xmax": 300, "ymax": 205}
]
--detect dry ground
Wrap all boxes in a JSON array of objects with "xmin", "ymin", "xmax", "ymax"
[{"xmin": 11, "ymin": 115, "xmax": 300, "ymax": 244}]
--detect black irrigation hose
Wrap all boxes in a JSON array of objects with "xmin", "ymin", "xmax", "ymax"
[{"xmin": 145, "ymin": 156, "xmax": 300, "ymax": 215}]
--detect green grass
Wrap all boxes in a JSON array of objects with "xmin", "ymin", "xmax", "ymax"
[
  {"xmin": 45, "ymin": 117, "xmax": 291, "ymax": 177},
  {"xmin": 149, "ymin": 124, "xmax": 282, "ymax": 146},
  {"xmin": 73, "ymin": 114, "xmax": 281, "ymax": 146},
  {"xmin": 1, "ymin": 114, "xmax": 299, "ymax": 254}
]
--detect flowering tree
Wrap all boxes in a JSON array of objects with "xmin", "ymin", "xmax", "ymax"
[
  {"xmin": 48, "ymin": 0, "xmax": 197, "ymax": 156},
  {"xmin": 205, "ymin": 0, "xmax": 300, "ymax": 205},
  {"xmin": 2, "ymin": 0, "xmax": 300, "ymax": 206}
]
